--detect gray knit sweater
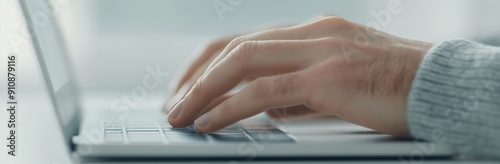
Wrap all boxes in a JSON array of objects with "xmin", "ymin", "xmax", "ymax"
[{"xmin": 408, "ymin": 39, "xmax": 500, "ymax": 158}]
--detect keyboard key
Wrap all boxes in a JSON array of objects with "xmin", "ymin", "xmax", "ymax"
[
  {"xmin": 104, "ymin": 130, "xmax": 122, "ymax": 134},
  {"xmin": 166, "ymin": 132, "xmax": 206, "ymax": 137},
  {"xmin": 250, "ymin": 133, "xmax": 295, "ymax": 143},
  {"xmin": 127, "ymin": 126, "xmax": 160, "ymax": 133},
  {"xmin": 164, "ymin": 127, "xmax": 198, "ymax": 133},
  {"xmin": 243, "ymin": 126, "xmax": 279, "ymax": 130},
  {"xmin": 167, "ymin": 134, "xmax": 208, "ymax": 144},
  {"xmin": 126, "ymin": 125, "xmax": 159, "ymax": 129},
  {"xmin": 210, "ymin": 134, "xmax": 251, "ymax": 142},
  {"xmin": 128, "ymin": 132, "xmax": 160, "ymax": 136},
  {"xmin": 212, "ymin": 127, "xmax": 243, "ymax": 134},
  {"xmin": 104, "ymin": 125, "xmax": 122, "ymax": 131},
  {"xmin": 244, "ymin": 127, "xmax": 283, "ymax": 134}
]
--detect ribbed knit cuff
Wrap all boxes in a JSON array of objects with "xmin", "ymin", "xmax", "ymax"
[{"xmin": 407, "ymin": 38, "xmax": 500, "ymax": 157}]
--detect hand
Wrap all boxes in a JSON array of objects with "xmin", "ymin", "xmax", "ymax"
[
  {"xmin": 165, "ymin": 29, "xmax": 324, "ymax": 120},
  {"xmin": 165, "ymin": 16, "xmax": 432, "ymax": 137}
]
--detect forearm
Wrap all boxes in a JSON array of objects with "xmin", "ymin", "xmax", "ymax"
[{"xmin": 408, "ymin": 38, "xmax": 500, "ymax": 158}]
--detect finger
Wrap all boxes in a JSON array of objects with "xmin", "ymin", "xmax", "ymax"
[
  {"xmin": 171, "ymin": 24, "xmax": 300, "ymax": 94},
  {"xmin": 168, "ymin": 16, "xmax": 356, "ymax": 118},
  {"xmin": 163, "ymin": 84, "xmax": 190, "ymax": 113},
  {"xmin": 171, "ymin": 23, "xmax": 299, "ymax": 94},
  {"xmin": 201, "ymin": 22, "xmax": 322, "ymax": 76},
  {"xmin": 165, "ymin": 72, "xmax": 254, "ymax": 114},
  {"xmin": 168, "ymin": 93, "xmax": 232, "ymax": 117},
  {"xmin": 194, "ymin": 71, "xmax": 310, "ymax": 132},
  {"xmin": 165, "ymin": 16, "xmax": 344, "ymax": 114},
  {"xmin": 266, "ymin": 105, "xmax": 324, "ymax": 120},
  {"xmin": 164, "ymin": 52, "xmax": 219, "ymax": 113},
  {"xmin": 168, "ymin": 38, "xmax": 340, "ymax": 127},
  {"xmin": 171, "ymin": 37, "xmax": 234, "ymax": 93},
  {"xmin": 204, "ymin": 94, "xmax": 232, "ymax": 113},
  {"xmin": 202, "ymin": 16, "xmax": 362, "ymax": 74}
]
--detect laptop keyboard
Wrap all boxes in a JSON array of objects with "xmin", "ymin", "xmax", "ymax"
[{"xmin": 103, "ymin": 123, "xmax": 295, "ymax": 145}]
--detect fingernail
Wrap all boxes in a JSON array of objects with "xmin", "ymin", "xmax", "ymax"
[
  {"xmin": 168, "ymin": 100, "xmax": 184, "ymax": 120},
  {"xmin": 195, "ymin": 112, "xmax": 212, "ymax": 128}
]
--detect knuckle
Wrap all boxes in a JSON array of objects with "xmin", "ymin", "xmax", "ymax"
[
  {"xmin": 249, "ymin": 74, "xmax": 304, "ymax": 99},
  {"xmin": 319, "ymin": 57, "xmax": 354, "ymax": 74},
  {"xmin": 302, "ymin": 82, "xmax": 327, "ymax": 107},
  {"xmin": 320, "ymin": 58, "xmax": 355, "ymax": 84},
  {"xmin": 190, "ymin": 80, "xmax": 208, "ymax": 99},
  {"xmin": 317, "ymin": 16, "xmax": 350, "ymax": 27},
  {"xmin": 308, "ymin": 15, "xmax": 332, "ymax": 23},
  {"xmin": 249, "ymin": 78, "xmax": 272, "ymax": 98},
  {"xmin": 305, "ymin": 16, "xmax": 354, "ymax": 36},
  {"xmin": 229, "ymin": 41, "xmax": 260, "ymax": 62},
  {"xmin": 227, "ymin": 35, "xmax": 249, "ymax": 49},
  {"xmin": 273, "ymin": 74, "xmax": 303, "ymax": 96},
  {"xmin": 303, "ymin": 15, "xmax": 332, "ymax": 26},
  {"xmin": 219, "ymin": 99, "xmax": 235, "ymax": 116},
  {"xmin": 306, "ymin": 95, "xmax": 322, "ymax": 110}
]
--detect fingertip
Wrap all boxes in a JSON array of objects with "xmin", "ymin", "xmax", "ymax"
[
  {"xmin": 194, "ymin": 112, "xmax": 212, "ymax": 132},
  {"xmin": 168, "ymin": 116, "xmax": 193, "ymax": 128},
  {"xmin": 167, "ymin": 112, "xmax": 181, "ymax": 127},
  {"xmin": 167, "ymin": 116, "xmax": 179, "ymax": 127},
  {"xmin": 167, "ymin": 100, "xmax": 186, "ymax": 127}
]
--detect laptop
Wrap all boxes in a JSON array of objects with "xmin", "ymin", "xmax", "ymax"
[{"xmin": 20, "ymin": 0, "xmax": 454, "ymax": 160}]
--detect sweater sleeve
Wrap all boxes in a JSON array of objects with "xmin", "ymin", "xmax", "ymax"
[{"xmin": 408, "ymin": 38, "xmax": 500, "ymax": 158}]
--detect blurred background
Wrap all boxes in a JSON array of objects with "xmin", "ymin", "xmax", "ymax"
[
  {"xmin": 6, "ymin": 0, "xmax": 500, "ymax": 95},
  {"xmin": 58, "ymin": 0, "xmax": 500, "ymax": 94}
]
